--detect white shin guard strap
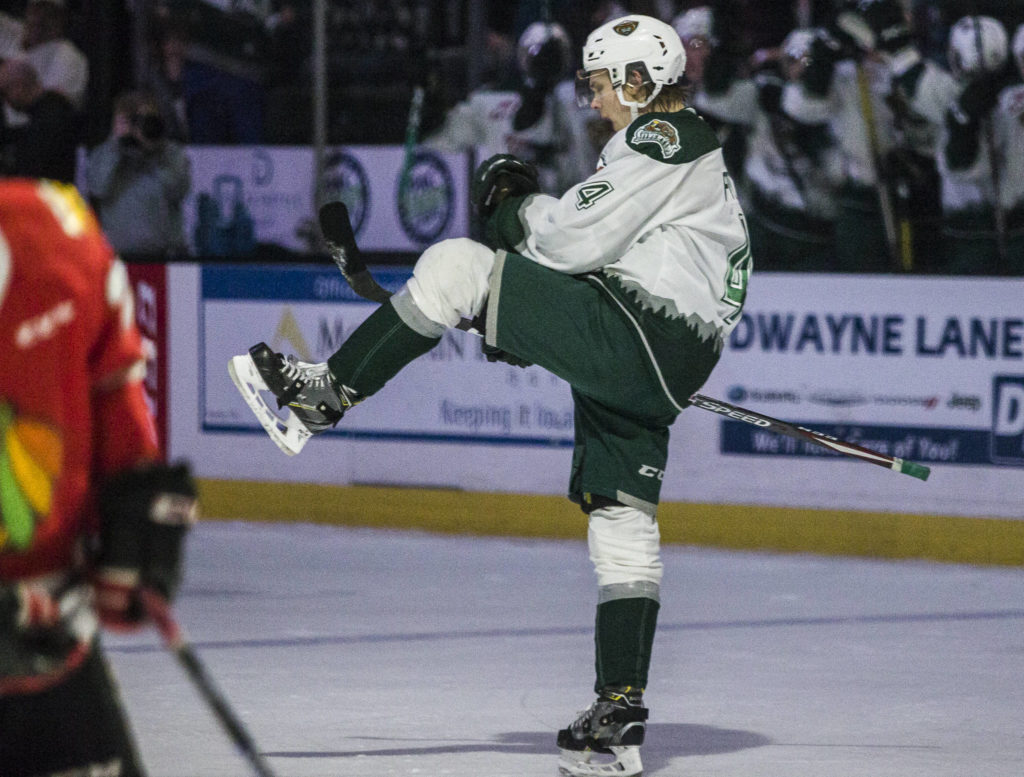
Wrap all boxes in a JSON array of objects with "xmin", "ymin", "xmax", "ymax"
[{"xmin": 588, "ymin": 505, "xmax": 663, "ymax": 590}]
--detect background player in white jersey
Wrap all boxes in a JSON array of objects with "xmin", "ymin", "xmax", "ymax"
[
  {"xmin": 698, "ymin": 27, "xmax": 844, "ymax": 270},
  {"xmin": 230, "ymin": 14, "xmax": 750, "ymax": 777},
  {"xmin": 426, "ymin": 20, "xmax": 596, "ymax": 195},
  {"xmin": 783, "ymin": 0, "xmax": 906, "ymax": 271},
  {"xmin": 677, "ymin": 4, "xmax": 753, "ymax": 186},
  {"xmin": 939, "ymin": 15, "xmax": 1023, "ymax": 274},
  {"xmin": 989, "ymin": 24, "xmax": 1024, "ymax": 274}
]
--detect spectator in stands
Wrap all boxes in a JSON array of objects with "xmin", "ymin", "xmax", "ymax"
[
  {"xmin": 0, "ymin": 0, "xmax": 88, "ymax": 117},
  {"xmin": 142, "ymin": 18, "xmax": 191, "ymax": 143},
  {"xmin": 0, "ymin": 57, "xmax": 77, "ymax": 182},
  {"xmin": 85, "ymin": 90, "xmax": 192, "ymax": 258}
]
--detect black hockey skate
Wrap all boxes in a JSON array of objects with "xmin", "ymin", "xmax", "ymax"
[
  {"xmin": 557, "ymin": 686, "xmax": 648, "ymax": 776},
  {"xmin": 228, "ymin": 342, "xmax": 359, "ymax": 455}
]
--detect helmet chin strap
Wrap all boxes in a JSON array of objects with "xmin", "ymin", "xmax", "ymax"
[{"xmin": 615, "ymin": 82, "xmax": 663, "ymax": 120}]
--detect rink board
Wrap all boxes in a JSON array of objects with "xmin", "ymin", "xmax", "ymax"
[{"xmin": 160, "ymin": 264, "xmax": 1024, "ymax": 561}]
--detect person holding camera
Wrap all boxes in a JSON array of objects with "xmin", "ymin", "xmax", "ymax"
[{"xmin": 85, "ymin": 89, "xmax": 191, "ymax": 258}]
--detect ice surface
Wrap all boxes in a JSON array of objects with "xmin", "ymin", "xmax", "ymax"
[{"xmin": 104, "ymin": 522, "xmax": 1024, "ymax": 776}]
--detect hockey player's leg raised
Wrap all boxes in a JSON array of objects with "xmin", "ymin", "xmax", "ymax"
[{"xmin": 229, "ymin": 238, "xmax": 495, "ymax": 454}]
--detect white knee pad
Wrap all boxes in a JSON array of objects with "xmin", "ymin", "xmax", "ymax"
[
  {"xmin": 588, "ymin": 505, "xmax": 663, "ymax": 596},
  {"xmin": 405, "ymin": 238, "xmax": 495, "ymax": 329}
]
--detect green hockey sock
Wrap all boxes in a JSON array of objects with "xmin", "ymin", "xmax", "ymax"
[
  {"xmin": 594, "ymin": 596, "xmax": 660, "ymax": 692},
  {"xmin": 327, "ymin": 300, "xmax": 440, "ymax": 397}
]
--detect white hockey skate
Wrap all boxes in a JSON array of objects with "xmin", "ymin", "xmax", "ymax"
[
  {"xmin": 556, "ymin": 687, "xmax": 648, "ymax": 777},
  {"xmin": 228, "ymin": 342, "xmax": 357, "ymax": 455}
]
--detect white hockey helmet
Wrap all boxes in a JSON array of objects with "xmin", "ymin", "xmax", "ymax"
[
  {"xmin": 579, "ymin": 15, "xmax": 686, "ymax": 115},
  {"xmin": 672, "ymin": 6, "xmax": 713, "ymax": 43},
  {"xmin": 782, "ymin": 28, "xmax": 817, "ymax": 62},
  {"xmin": 947, "ymin": 15, "xmax": 1008, "ymax": 81},
  {"xmin": 1013, "ymin": 23, "xmax": 1024, "ymax": 79},
  {"xmin": 517, "ymin": 21, "xmax": 573, "ymax": 87}
]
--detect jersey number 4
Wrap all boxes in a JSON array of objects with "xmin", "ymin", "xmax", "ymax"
[{"xmin": 720, "ymin": 173, "xmax": 751, "ymax": 324}]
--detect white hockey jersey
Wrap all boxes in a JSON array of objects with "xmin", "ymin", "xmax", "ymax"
[
  {"xmin": 783, "ymin": 58, "xmax": 896, "ymax": 187},
  {"xmin": 699, "ymin": 73, "xmax": 842, "ymax": 220},
  {"xmin": 500, "ymin": 108, "xmax": 751, "ymax": 349},
  {"xmin": 425, "ymin": 83, "xmax": 596, "ymax": 195},
  {"xmin": 993, "ymin": 83, "xmax": 1024, "ymax": 211}
]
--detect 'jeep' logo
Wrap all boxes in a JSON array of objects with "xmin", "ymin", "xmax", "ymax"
[
  {"xmin": 633, "ymin": 119, "xmax": 681, "ymax": 159},
  {"xmin": 613, "ymin": 20, "xmax": 639, "ymax": 35}
]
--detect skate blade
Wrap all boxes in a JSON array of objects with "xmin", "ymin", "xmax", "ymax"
[
  {"xmin": 228, "ymin": 353, "xmax": 312, "ymax": 456},
  {"xmin": 557, "ymin": 746, "xmax": 642, "ymax": 777}
]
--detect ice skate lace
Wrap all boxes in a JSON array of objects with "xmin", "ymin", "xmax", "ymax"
[{"xmin": 281, "ymin": 356, "xmax": 331, "ymax": 385}]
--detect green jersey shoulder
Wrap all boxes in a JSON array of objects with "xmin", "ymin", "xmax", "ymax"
[{"xmin": 625, "ymin": 108, "xmax": 719, "ymax": 165}]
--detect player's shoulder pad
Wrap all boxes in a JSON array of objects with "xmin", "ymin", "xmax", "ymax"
[
  {"xmin": 33, "ymin": 181, "xmax": 100, "ymax": 239},
  {"xmin": 625, "ymin": 108, "xmax": 720, "ymax": 165}
]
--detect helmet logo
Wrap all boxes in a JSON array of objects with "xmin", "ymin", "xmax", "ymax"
[
  {"xmin": 613, "ymin": 20, "xmax": 639, "ymax": 36},
  {"xmin": 633, "ymin": 119, "xmax": 681, "ymax": 159}
]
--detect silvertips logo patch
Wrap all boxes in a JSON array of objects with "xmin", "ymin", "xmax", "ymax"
[
  {"xmin": 613, "ymin": 20, "xmax": 639, "ymax": 35},
  {"xmin": 633, "ymin": 119, "xmax": 681, "ymax": 159}
]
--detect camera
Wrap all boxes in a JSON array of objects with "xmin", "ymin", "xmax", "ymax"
[{"xmin": 130, "ymin": 112, "xmax": 166, "ymax": 142}]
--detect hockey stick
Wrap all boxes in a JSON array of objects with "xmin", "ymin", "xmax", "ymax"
[
  {"xmin": 318, "ymin": 200, "xmax": 392, "ymax": 303},
  {"xmin": 398, "ymin": 35, "xmax": 428, "ymax": 203},
  {"xmin": 399, "ymin": 83, "xmax": 426, "ymax": 196},
  {"xmin": 687, "ymin": 394, "xmax": 931, "ymax": 480},
  {"xmin": 138, "ymin": 589, "xmax": 279, "ymax": 777},
  {"xmin": 319, "ymin": 202, "xmax": 930, "ymax": 481},
  {"xmin": 855, "ymin": 63, "xmax": 913, "ymax": 271},
  {"xmin": 318, "ymin": 200, "xmax": 476, "ymax": 331}
]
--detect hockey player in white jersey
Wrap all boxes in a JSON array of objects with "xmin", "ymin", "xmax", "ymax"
[
  {"xmin": 990, "ymin": 24, "xmax": 1024, "ymax": 273},
  {"xmin": 699, "ymin": 27, "xmax": 844, "ymax": 270},
  {"xmin": 939, "ymin": 15, "xmax": 1023, "ymax": 274},
  {"xmin": 229, "ymin": 14, "xmax": 750, "ymax": 777},
  {"xmin": 425, "ymin": 20, "xmax": 595, "ymax": 195},
  {"xmin": 783, "ymin": 0, "xmax": 906, "ymax": 271},
  {"xmin": 677, "ymin": 4, "xmax": 752, "ymax": 186}
]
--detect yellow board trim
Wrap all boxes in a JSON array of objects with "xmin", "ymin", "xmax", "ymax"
[{"xmin": 197, "ymin": 479, "xmax": 1024, "ymax": 567}]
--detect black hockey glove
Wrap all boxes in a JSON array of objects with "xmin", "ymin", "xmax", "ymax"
[
  {"xmin": 862, "ymin": 0, "xmax": 912, "ymax": 53},
  {"xmin": 482, "ymin": 342, "xmax": 532, "ymax": 368},
  {"xmin": 94, "ymin": 462, "xmax": 198, "ymax": 630},
  {"xmin": 837, "ymin": 0, "xmax": 911, "ymax": 54},
  {"xmin": 472, "ymin": 154, "xmax": 540, "ymax": 219},
  {"xmin": 803, "ymin": 32, "xmax": 846, "ymax": 95},
  {"xmin": 950, "ymin": 74, "xmax": 1005, "ymax": 126}
]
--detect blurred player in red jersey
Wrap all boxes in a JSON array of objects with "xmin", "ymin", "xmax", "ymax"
[{"xmin": 0, "ymin": 178, "xmax": 198, "ymax": 777}]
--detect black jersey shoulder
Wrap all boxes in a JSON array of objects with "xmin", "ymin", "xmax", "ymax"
[{"xmin": 625, "ymin": 108, "xmax": 720, "ymax": 164}]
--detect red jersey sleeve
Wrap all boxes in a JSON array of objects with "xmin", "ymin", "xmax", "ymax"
[{"xmin": 90, "ymin": 257, "xmax": 161, "ymax": 477}]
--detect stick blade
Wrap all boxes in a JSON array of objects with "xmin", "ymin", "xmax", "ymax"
[
  {"xmin": 318, "ymin": 200, "xmax": 353, "ymax": 244},
  {"xmin": 898, "ymin": 460, "xmax": 931, "ymax": 481},
  {"xmin": 318, "ymin": 200, "xmax": 366, "ymax": 274}
]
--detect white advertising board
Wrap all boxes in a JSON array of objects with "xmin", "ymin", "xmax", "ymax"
[
  {"xmin": 182, "ymin": 145, "xmax": 471, "ymax": 254},
  {"xmin": 172, "ymin": 265, "xmax": 1024, "ymax": 519}
]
